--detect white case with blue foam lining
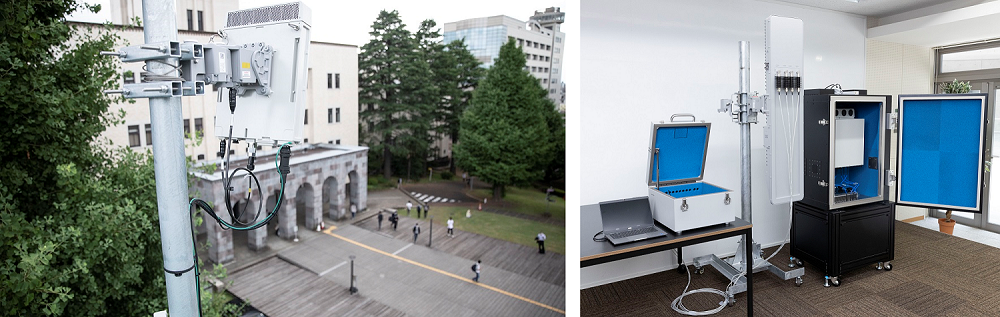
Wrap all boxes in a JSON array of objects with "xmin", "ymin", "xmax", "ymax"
[{"xmin": 646, "ymin": 115, "xmax": 734, "ymax": 233}]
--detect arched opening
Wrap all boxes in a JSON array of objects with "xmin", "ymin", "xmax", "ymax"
[
  {"xmin": 230, "ymin": 199, "xmax": 257, "ymax": 255},
  {"xmin": 348, "ymin": 170, "xmax": 361, "ymax": 213},
  {"xmin": 295, "ymin": 183, "xmax": 315, "ymax": 229},
  {"xmin": 322, "ymin": 176, "xmax": 341, "ymax": 220}
]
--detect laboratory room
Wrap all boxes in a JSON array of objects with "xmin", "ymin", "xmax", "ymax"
[{"xmin": 578, "ymin": 0, "xmax": 1000, "ymax": 316}]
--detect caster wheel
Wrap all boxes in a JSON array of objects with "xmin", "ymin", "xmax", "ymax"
[
  {"xmin": 876, "ymin": 262, "xmax": 884, "ymax": 270},
  {"xmin": 795, "ymin": 277, "xmax": 803, "ymax": 287},
  {"xmin": 788, "ymin": 262, "xmax": 796, "ymax": 268},
  {"xmin": 884, "ymin": 262, "xmax": 892, "ymax": 271},
  {"xmin": 696, "ymin": 267, "xmax": 705, "ymax": 275},
  {"xmin": 831, "ymin": 276, "xmax": 841, "ymax": 287}
]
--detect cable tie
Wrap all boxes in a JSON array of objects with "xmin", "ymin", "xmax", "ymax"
[{"xmin": 164, "ymin": 262, "xmax": 196, "ymax": 277}]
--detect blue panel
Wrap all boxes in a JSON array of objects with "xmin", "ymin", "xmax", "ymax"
[
  {"xmin": 834, "ymin": 102, "xmax": 881, "ymax": 200},
  {"xmin": 658, "ymin": 182, "xmax": 727, "ymax": 198},
  {"xmin": 651, "ymin": 125, "xmax": 708, "ymax": 183},
  {"xmin": 899, "ymin": 98, "xmax": 983, "ymax": 210}
]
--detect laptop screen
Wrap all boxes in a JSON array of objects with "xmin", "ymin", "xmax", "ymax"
[{"xmin": 599, "ymin": 197, "xmax": 655, "ymax": 232}]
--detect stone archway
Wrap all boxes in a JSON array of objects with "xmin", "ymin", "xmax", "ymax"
[
  {"xmin": 347, "ymin": 170, "xmax": 361, "ymax": 213},
  {"xmin": 322, "ymin": 176, "xmax": 343, "ymax": 220},
  {"xmin": 295, "ymin": 183, "xmax": 322, "ymax": 232}
]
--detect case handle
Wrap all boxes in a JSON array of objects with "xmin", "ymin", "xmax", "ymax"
[
  {"xmin": 681, "ymin": 199, "xmax": 689, "ymax": 211},
  {"xmin": 670, "ymin": 113, "xmax": 696, "ymax": 122}
]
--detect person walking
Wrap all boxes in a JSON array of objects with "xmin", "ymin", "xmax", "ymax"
[
  {"xmin": 472, "ymin": 260, "xmax": 481, "ymax": 282},
  {"xmin": 536, "ymin": 232, "xmax": 547, "ymax": 254},
  {"xmin": 424, "ymin": 204, "xmax": 430, "ymax": 218},
  {"xmin": 412, "ymin": 223, "xmax": 421, "ymax": 243},
  {"xmin": 377, "ymin": 211, "xmax": 384, "ymax": 230},
  {"xmin": 447, "ymin": 217, "xmax": 454, "ymax": 237},
  {"xmin": 406, "ymin": 200, "xmax": 413, "ymax": 216},
  {"xmin": 351, "ymin": 204, "xmax": 357, "ymax": 219},
  {"xmin": 416, "ymin": 205, "xmax": 422, "ymax": 218},
  {"xmin": 391, "ymin": 212, "xmax": 399, "ymax": 231}
]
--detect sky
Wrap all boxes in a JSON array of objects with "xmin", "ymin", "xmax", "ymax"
[{"xmin": 66, "ymin": 0, "xmax": 578, "ymax": 90}]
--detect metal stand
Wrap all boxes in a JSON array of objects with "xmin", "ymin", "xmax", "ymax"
[
  {"xmin": 349, "ymin": 255, "xmax": 358, "ymax": 294},
  {"xmin": 697, "ymin": 41, "xmax": 804, "ymax": 296}
]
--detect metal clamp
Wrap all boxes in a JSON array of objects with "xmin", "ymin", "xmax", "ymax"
[
  {"xmin": 818, "ymin": 119, "xmax": 829, "ymax": 126},
  {"xmin": 681, "ymin": 199, "xmax": 689, "ymax": 211},
  {"xmin": 724, "ymin": 193, "xmax": 731, "ymax": 205},
  {"xmin": 671, "ymin": 113, "xmax": 696, "ymax": 122},
  {"xmin": 818, "ymin": 180, "xmax": 829, "ymax": 187}
]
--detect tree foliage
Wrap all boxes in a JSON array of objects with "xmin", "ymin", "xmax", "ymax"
[
  {"xmin": 0, "ymin": 2, "xmax": 240, "ymax": 316},
  {"xmin": 455, "ymin": 39, "xmax": 561, "ymax": 199},
  {"xmin": 430, "ymin": 39, "xmax": 484, "ymax": 173},
  {"xmin": 358, "ymin": 10, "xmax": 436, "ymax": 180}
]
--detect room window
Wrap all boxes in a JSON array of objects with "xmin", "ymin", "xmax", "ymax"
[
  {"xmin": 194, "ymin": 118, "xmax": 203, "ymax": 133},
  {"xmin": 555, "ymin": 48, "xmax": 560, "ymax": 53},
  {"xmin": 335, "ymin": 73, "xmax": 340, "ymax": 88},
  {"xmin": 543, "ymin": 79, "xmax": 548, "ymax": 84},
  {"xmin": 327, "ymin": 73, "xmax": 333, "ymax": 88},
  {"xmin": 197, "ymin": 11, "xmax": 203, "ymax": 31},
  {"xmin": 336, "ymin": 139, "xmax": 341, "ymax": 145},
  {"xmin": 554, "ymin": 58, "xmax": 560, "ymax": 64},
  {"xmin": 328, "ymin": 108, "xmax": 334, "ymax": 123},
  {"xmin": 144, "ymin": 124, "xmax": 153, "ymax": 145},
  {"xmin": 128, "ymin": 125, "xmax": 140, "ymax": 147},
  {"xmin": 186, "ymin": 10, "xmax": 193, "ymax": 31},
  {"xmin": 556, "ymin": 37, "xmax": 562, "ymax": 43},
  {"xmin": 553, "ymin": 68, "xmax": 559, "ymax": 74},
  {"xmin": 304, "ymin": 110, "xmax": 308, "ymax": 124},
  {"xmin": 550, "ymin": 89, "xmax": 556, "ymax": 93},
  {"xmin": 304, "ymin": 138, "xmax": 309, "ymax": 143},
  {"xmin": 336, "ymin": 107, "xmax": 341, "ymax": 122},
  {"xmin": 183, "ymin": 119, "xmax": 190, "ymax": 138},
  {"xmin": 197, "ymin": 154, "xmax": 205, "ymax": 160}
]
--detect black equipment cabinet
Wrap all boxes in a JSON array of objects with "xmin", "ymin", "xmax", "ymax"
[{"xmin": 790, "ymin": 201, "xmax": 895, "ymax": 286}]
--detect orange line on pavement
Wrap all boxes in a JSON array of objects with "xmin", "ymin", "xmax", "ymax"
[{"xmin": 320, "ymin": 228, "xmax": 564, "ymax": 315}]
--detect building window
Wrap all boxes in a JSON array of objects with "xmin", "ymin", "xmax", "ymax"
[
  {"xmin": 534, "ymin": 42, "xmax": 539, "ymax": 49},
  {"xmin": 336, "ymin": 139, "xmax": 341, "ymax": 145},
  {"xmin": 194, "ymin": 118, "xmax": 203, "ymax": 134},
  {"xmin": 542, "ymin": 78, "xmax": 548, "ymax": 84},
  {"xmin": 525, "ymin": 53, "xmax": 530, "ymax": 60},
  {"xmin": 517, "ymin": 39, "xmax": 523, "ymax": 47},
  {"xmin": 545, "ymin": 56, "xmax": 550, "ymax": 62},
  {"xmin": 183, "ymin": 119, "xmax": 190, "ymax": 138},
  {"xmin": 555, "ymin": 48, "xmax": 560, "ymax": 53},
  {"xmin": 128, "ymin": 125, "xmax": 140, "ymax": 147},
  {"xmin": 123, "ymin": 71, "xmax": 134, "ymax": 84},
  {"xmin": 553, "ymin": 68, "xmax": 559, "ymax": 74},
  {"xmin": 531, "ymin": 67, "xmax": 536, "ymax": 72},
  {"xmin": 554, "ymin": 58, "xmax": 560, "ymax": 64},
  {"xmin": 144, "ymin": 124, "xmax": 153, "ymax": 146},
  {"xmin": 328, "ymin": 140, "xmax": 333, "ymax": 144},
  {"xmin": 197, "ymin": 11, "xmax": 203, "ymax": 31},
  {"xmin": 335, "ymin": 73, "xmax": 340, "ymax": 88},
  {"xmin": 328, "ymin": 108, "xmax": 333, "ymax": 123},
  {"xmin": 526, "ymin": 40, "xmax": 532, "ymax": 47},
  {"xmin": 550, "ymin": 89, "xmax": 556, "ymax": 93},
  {"xmin": 197, "ymin": 154, "xmax": 205, "ymax": 160},
  {"xmin": 304, "ymin": 138, "xmax": 309, "ymax": 143},
  {"xmin": 304, "ymin": 109, "xmax": 308, "ymax": 124},
  {"xmin": 553, "ymin": 79, "xmax": 559, "ymax": 84},
  {"xmin": 336, "ymin": 107, "xmax": 341, "ymax": 122},
  {"xmin": 556, "ymin": 37, "xmax": 562, "ymax": 43},
  {"xmin": 327, "ymin": 73, "xmax": 333, "ymax": 88},
  {"xmin": 186, "ymin": 10, "xmax": 193, "ymax": 31}
]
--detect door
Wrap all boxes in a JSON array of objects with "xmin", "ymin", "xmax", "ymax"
[{"xmin": 895, "ymin": 93, "xmax": 991, "ymax": 216}]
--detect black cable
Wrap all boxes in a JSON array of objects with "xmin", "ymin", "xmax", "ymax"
[
  {"xmin": 227, "ymin": 167, "xmax": 263, "ymax": 226},
  {"xmin": 593, "ymin": 231, "xmax": 607, "ymax": 242}
]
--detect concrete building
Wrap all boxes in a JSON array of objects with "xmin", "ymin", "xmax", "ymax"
[{"xmin": 443, "ymin": 7, "xmax": 566, "ymax": 105}]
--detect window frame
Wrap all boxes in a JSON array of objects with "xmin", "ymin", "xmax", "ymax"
[{"xmin": 128, "ymin": 125, "xmax": 140, "ymax": 147}]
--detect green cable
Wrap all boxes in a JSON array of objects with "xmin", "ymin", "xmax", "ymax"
[{"xmin": 187, "ymin": 142, "xmax": 293, "ymax": 315}]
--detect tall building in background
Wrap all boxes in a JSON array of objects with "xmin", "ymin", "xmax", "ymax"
[
  {"xmin": 443, "ymin": 7, "xmax": 566, "ymax": 106},
  {"xmin": 95, "ymin": 0, "xmax": 360, "ymax": 161}
]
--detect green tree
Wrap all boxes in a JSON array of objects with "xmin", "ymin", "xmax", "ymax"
[
  {"xmin": 432, "ymin": 39, "xmax": 484, "ymax": 173},
  {"xmin": 0, "ymin": 2, "xmax": 240, "ymax": 316},
  {"xmin": 455, "ymin": 39, "xmax": 559, "ymax": 200},
  {"xmin": 359, "ymin": 10, "xmax": 436, "ymax": 180}
]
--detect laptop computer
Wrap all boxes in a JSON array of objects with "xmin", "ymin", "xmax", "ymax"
[{"xmin": 600, "ymin": 197, "xmax": 668, "ymax": 245}]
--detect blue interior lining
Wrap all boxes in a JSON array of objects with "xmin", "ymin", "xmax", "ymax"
[
  {"xmin": 658, "ymin": 182, "xmax": 727, "ymax": 198},
  {"xmin": 651, "ymin": 126, "xmax": 708, "ymax": 183},
  {"xmin": 834, "ymin": 102, "xmax": 881, "ymax": 201},
  {"xmin": 899, "ymin": 98, "xmax": 982, "ymax": 209}
]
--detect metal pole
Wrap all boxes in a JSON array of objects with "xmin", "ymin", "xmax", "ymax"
[
  {"xmin": 349, "ymin": 255, "xmax": 357, "ymax": 294},
  {"xmin": 738, "ymin": 41, "xmax": 752, "ymax": 223},
  {"xmin": 142, "ymin": 0, "xmax": 198, "ymax": 315},
  {"xmin": 428, "ymin": 216, "xmax": 433, "ymax": 247}
]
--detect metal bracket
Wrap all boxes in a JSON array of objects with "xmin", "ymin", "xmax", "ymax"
[
  {"xmin": 818, "ymin": 180, "xmax": 828, "ymax": 187},
  {"xmin": 179, "ymin": 42, "xmax": 204, "ymax": 61},
  {"xmin": 181, "ymin": 81, "xmax": 205, "ymax": 96},
  {"xmin": 101, "ymin": 41, "xmax": 181, "ymax": 63},
  {"xmin": 886, "ymin": 170, "xmax": 896, "ymax": 187},
  {"xmin": 719, "ymin": 99, "xmax": 733, "ymax": 114},
  {"xmin": 105, "ymin": 81, "xmax": 182, "ymax": 98},
  {"xmin": 681, "ymin": 199, "xmax": 689, "ymax": 211},
  {"xmin": 724, "ymin": 193, "xmax": 731, "ymax": 205}
]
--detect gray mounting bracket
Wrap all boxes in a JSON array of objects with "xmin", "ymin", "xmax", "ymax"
[
  {"xmin": 104, "ymin": 81, "xmax": 183, "ymax": 99},
  {"xmin": 101, "ymin": 42, "xmax": 181, "ymax": 63}
]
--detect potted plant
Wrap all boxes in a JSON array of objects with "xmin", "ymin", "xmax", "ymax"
[
  {"xmin": 939, "ymin": 79, "xmax": 971, "ymax": 94},
  {"xmin": 939, "ymin": 210, "xmax": 956, "ymax": 234}
]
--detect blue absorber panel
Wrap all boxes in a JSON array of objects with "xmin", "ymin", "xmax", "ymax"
[
  {"xmin": 659, "ymin": 182, "xmax": 727, "ymax": 198},
  {"xmin": 899, "ymin": 98, "xmax": 983, "ymax": 209},
  {"xmin": 651, "ymin": 126, "xmax": 708, "ymax": 183}
]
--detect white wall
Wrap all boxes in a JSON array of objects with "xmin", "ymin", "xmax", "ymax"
[{"xmin": 580, "ymin": 0, "xmax": 866, "ymax": 288}]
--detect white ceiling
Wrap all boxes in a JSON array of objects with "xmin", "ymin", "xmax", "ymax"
[{"xmin": 773, "ymin": 0, "xmax": 955, "ymax": 17}]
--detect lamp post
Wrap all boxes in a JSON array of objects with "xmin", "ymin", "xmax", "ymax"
[{"xmin": 349, "ymin": 255, "xmax": 357, "ymax": 295}]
